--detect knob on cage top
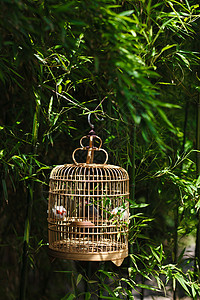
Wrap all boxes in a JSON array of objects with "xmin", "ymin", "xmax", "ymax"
[{"xmin": 47, "ymin": 134, "xmax": 129, "ymax": 266}]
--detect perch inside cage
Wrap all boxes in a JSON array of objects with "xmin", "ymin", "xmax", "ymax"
[{"xmin": 47, "ymin": 127, "xmax": 129, "ymax": 266}]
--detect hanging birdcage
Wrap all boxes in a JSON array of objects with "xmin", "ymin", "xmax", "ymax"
[{"xmin": 47, "ymin": 125, "xmax": 129, "ymax": 266}]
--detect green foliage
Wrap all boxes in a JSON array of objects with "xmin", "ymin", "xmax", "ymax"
[{"xmin": 0, "ymin": 0, "xmax": 200, "ymax": 299}]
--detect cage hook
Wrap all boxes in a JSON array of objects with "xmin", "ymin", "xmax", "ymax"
[
  {"xmin": 88, "ymin": 113, "xmax": 94, "ymax": 129},
  {"xmin": 94, "ymin": 113, "xmax": 104, "ymax": 122},
  {"xmin": 88, "ymin": 112, "xmax": 104, "ymax": 130}
]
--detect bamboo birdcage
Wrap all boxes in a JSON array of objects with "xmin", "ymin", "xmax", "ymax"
[{"xmin": 48, "ymin": 130, "xmax": 129, "ymax": 266}]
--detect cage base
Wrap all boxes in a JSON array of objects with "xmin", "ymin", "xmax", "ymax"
[{"xmin": 48, "ymin": 246, "xmax": 128, "ymax": 265}]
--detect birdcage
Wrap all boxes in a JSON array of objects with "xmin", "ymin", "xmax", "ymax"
[{"xmin": 48, "ymin": 129, "xmax": 129, "ymax": 266}]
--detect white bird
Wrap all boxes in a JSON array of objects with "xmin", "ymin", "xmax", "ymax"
[
  {"xmin": 52, "ymin": 205, "xmax": 67, "ymax": 219},
  {"xmin": 111, "ymin": 207, "xmax": 130, "ymax": 222}
]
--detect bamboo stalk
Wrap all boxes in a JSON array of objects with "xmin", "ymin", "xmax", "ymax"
[
  {"xmin": 19, "ymin": 92, "xmax": 40, "ymax": 300},
  {"xmin": 173, "ymin": 99, "xmax": 188, "ymax": 300},
  {"xmin": 128, "ymin": 122, "xmax": 136, "ymax": 298},
  {"xmin": 98, "ymin": 261, "xmax": 104, "ymax": 299},
  {"xmin": 86, "ymin": 261, "xmax": 92, "ymax": 296},
  {"xmin": 129, "ymin": 122, "xmax": 136, "ymax": 253},
  {"xmin": 196, "ymin": 93, "xmax": 200, "ymax": 185},
  {"xmin": 173, "ymin": 204, "xmax": 178, "ymax": 300},
  {"xmin": 107, "ymin": 98, "xmax": 112, "ymax": 134},
  {"xmin": 19, "ymin": 183, "xmax": 33, "ymax": 300},
  {"xmin": 195, "ymin": 93, "xmax": 200, "ymax": 276}
]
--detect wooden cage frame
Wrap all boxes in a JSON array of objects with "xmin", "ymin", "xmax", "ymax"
[{"xmin": 48, "ymin": 134, "xmax": 129, "ymax": 266}]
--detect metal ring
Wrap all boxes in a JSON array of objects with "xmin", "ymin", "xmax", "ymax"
[
  {"xmin": 72, "ymin": 147, "xmax": 108, "ymax": 165},
  {"xmin": 80, "ymin": 135, "xmax": 102, "ymax": 149},
  {"xmin": 100, "ymin": 148, "xmax": 109, "ymax": 164},
  {"xmin": 94, "ymin": 136, "xmax": 102, "ymax": 149},
  {"xmin": 80, "ymin": 136, "xmax": 88, "ymax": 148},
  {"xmin": 72, "ymin": 148, "xmax": 83, "ymax": 165}
]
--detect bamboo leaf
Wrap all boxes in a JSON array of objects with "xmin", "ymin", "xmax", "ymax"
[
  {"xmin": 76, "ymin": 274, "xmax": 82, "ymax": 286},
  {"xmin": 2, "ymin": 179, "xmax": 8, "ymax": 204},
  {"xmin": 102, "ymin": 283, "xmax": 116, "ymax": 297},
  {"xmin": 84, "ymin": 292, "xmax": 91, "ymax": 300},
  {"xmin": 150, "ymin": 247, "xmax": 161, "ymax": 263},
  {"xmin": 61, "ymin": 293, "xmax": 76, "ymax": 300},
  {"xmin": 157, "ymin": 107, "xmax": 175, "ymax": 129},
  {"xmin": 98, "ymin": 270, "xmax": 114, "ymax": 280},
  {"xmin": 155, "ymin": 44, "xmax": 177, "ymax": 61},
  {"xmin": 196, "ymin": 175, "xmax": 200, "ymax": 186},
  {"xmin": 119, "ymin": 10, "xmax": 134, "ymax": 17},
  {"xmin": 191, "ymin": 283, "xmax": 197, "ymax": 298},
  {"xmin": 51, "ymin": 2, "xmax": 76, "ymax": 13},
  {"xmin": 136, "ymin": 284, "xmax": 160, "ymax": 292},
  {"xmin": 48, "ymin": 96, "xmax": 53, "ymax": 120},
  {"xmin": 174, "ymin": 274, "xmax": 190, "ymax": 295},
  {"xmin": 176, "ymin": 53, "xmax": 190, "ymax": 68},
  {"xmin": 99, "ymin": 296, "xmax": 119, "ymax": 300}
]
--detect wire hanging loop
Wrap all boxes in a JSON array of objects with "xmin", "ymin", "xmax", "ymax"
[
  {"xmin": 88, "ymin": 113, "xmax": 94, "ymax": 129},
  {"xmin": 88, "ymin": 112, "xmax": 104, "ymax": 131},
  {"xmin": 72, "ymin": 134, "xmax": 108, "ymax": 165}
]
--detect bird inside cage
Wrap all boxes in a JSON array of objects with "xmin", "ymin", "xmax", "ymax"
[
  {"xmin": 84, "ymin": 199, "xmax": 100, "ymax": 221},
  {"xmin": 76, "ymin": 198, "xmax": 100, "ymax": 221},
  {"xmin": 52, "ymin": 205, "xmax": 67, "ymax": 220},
  {"xmin": 111, "ymin": 205, "xmax": 130, "ymax": 222}
]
